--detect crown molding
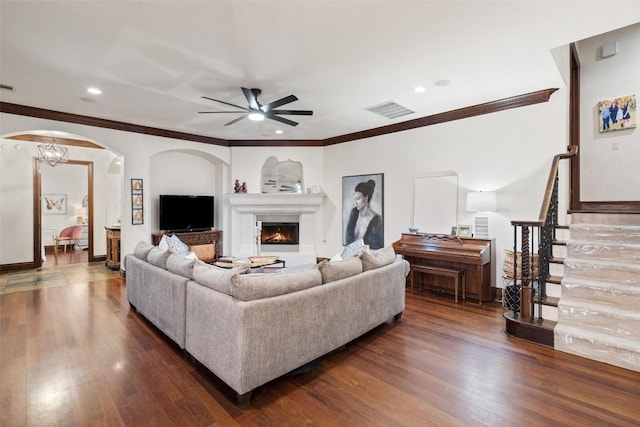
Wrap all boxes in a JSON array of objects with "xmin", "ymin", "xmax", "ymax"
[{"xmin": 1, "ymin": 89, "xmax": 557, "ymax": 147}]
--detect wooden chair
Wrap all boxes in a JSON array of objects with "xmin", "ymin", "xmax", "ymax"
[{"xmin": 53, "ymin": 225, "xmax": 83, "ymax": 261}]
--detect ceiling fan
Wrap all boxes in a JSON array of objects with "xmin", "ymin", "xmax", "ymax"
[{"xmin": 199, "ymin": 87, "xmax": 313, "ymax": 127}]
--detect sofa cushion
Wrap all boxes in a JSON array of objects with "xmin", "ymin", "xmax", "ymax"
[
  {"xmin": 193, "ymin": 260, "xmax": 247, "ymax": 295},
  {"xmin": 361, "ymin": 245, "xmax": 396, "ymax": 271},
  {"xmin": 147, "ymin": 247, "xmax": 171, "ymax": 269},
  {"xmin": 133, "ymin": 240, "xmax": 154, "ymax": 261},
  {"xmin": 340, "ymin": 238, "xmax": 368, "ymax": 259},
  {"xmin": 167, "ymin": 253, "xmax": 196, "ymax": 280},
  {"xmin": 229, "ymin": 266, "xmax": 322, "ymax": 301},
  {"xmin": 167, "ymin": 234, "xmax": 189, "ymax": 256},
  {"xmin": 318, "ymin": 256, "xmax": 363, "ymax": 284}
]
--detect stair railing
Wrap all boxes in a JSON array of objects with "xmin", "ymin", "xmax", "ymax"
[{"xmin": 505, "ymin": 145, "xmax": 578, "ymax": 322}]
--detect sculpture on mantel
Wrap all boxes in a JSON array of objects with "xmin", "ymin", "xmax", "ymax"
[{"xmin": 234, "ymin": 180, "xmax": 248, "ymax": 193}]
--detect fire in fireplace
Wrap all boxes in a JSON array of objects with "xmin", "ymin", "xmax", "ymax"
[{"xmin": 261, "ymin": 222, "xmax": 299, "ymax": 245}]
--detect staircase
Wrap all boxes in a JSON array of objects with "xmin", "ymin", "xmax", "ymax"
[{"xmin": 554, "ymin": 213, "xmax": 640, "ymax": 372}]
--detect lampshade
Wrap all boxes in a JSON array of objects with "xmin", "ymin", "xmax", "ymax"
[
  {"xmin": 74, "ymin": 207, "xmax": 85, "ymax": 224},
  {"xmin": 466, "ymin": 191, "xmax": 497, "ymax": 212},
  {"xmin": 37, "ymin": 138, "xmax": 68, "ymax": 167}
]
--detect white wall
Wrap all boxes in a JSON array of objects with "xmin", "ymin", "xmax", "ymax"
[{"xmin": 578, "ymin": 23, "xmax": 640, "ymax": 201}]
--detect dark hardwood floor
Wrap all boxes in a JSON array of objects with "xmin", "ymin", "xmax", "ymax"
[{"xmin": 1, "ymin": 268, "xmax": 639, "ymax": 426}]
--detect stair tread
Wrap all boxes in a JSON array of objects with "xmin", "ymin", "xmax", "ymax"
[
  {"xmin": 547, "ymin": 275, "xmax": 562, "ymax": 284},
  {"xmin": 552, "ymin": 239, "xmax": 567, "ymax": 246},
  {"xmin": 555, "ymin": 224, "xmax": 570, "ymax": 229},
  {"xmin": 549, "ymin": 257, "xmax": 564, "ymax": 264},
  {"xmin": 535, "ymin": 296, "xmax": 559, "ymax": 307}
]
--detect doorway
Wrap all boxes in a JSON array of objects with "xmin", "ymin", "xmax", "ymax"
[{"xmin": 33, "ymin": 159, "xmax": 95, "ymax": 268}]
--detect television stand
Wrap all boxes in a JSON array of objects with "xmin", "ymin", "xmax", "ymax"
[{"xmin": 152, "ymin": 230, "xmax": 222, "ymax": 260}]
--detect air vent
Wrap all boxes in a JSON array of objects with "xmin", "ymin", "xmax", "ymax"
[
  {"xmin": 366, "ymin": 101, "xmax": 414, "ymax": 119},
  {"xmin": 0, "ymin": 84, "xmax": 15, "ymax": 92}
]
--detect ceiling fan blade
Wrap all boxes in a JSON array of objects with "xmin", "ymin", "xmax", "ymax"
[
  {"xmin": 224, "ymin": 115, "xmax": 248, "ymax": 126},
  {"xmin": 271, "ymin": 109, "xmax": 313, "ymax": 116},
  {"xmin": 261, "ymin": 95, "xmax": 298, "ymax": 112},
  {"xmin": 241, "ymin": 87, "xmax": 260, "ymax": 110},
  {"xmin": 265, "ymin": 113, "xmax": 299, "ymax": 127},
  {"xmin": 202, "ymin": 96, "xmax": 248, "ymax": 111},
  {"xmin": 198, "ymin": 111, "xmax": 247, "ymax": 114}
]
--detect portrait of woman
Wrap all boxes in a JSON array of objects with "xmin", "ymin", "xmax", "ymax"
[{"xmin": 342, "ymin": 174, "xmax": 384, "ymax": 249}]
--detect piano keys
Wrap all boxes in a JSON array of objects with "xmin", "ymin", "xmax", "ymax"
[{"xmin": 393, "ymin": 233, "xmax": 495, "ymax": 303}]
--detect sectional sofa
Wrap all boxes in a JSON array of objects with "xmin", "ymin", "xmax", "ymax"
[{"xmin": 125, "ymin": 242, "xmax": 409, "ymax": 403}]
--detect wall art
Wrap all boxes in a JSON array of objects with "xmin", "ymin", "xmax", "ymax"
[
  {"xmin": 131, "ymin": 179, "xmax": 143, "ymax": 225},
  {"xmin": 342, "ymin": 173, "xmax": 384, "ymax": 249},
  {"xmin": 598, "ymin": 94, "xmax": 636, "ymax": 132},
  {"xmin": 42, "ymin": 194, "xmax": 67, "ymax": 215}
]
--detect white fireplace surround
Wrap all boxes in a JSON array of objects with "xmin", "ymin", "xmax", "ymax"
[{"xmin": 227, "ymin": 193, "xmax": 325, "ymax": 265}]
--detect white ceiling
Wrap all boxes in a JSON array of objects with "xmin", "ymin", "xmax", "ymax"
[{"xmin": 1, "ymin": 1, "xmax": 639, "ymax": 142}]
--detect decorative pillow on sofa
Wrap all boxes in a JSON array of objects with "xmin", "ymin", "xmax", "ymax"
[
  {"xmin": 193, "ymin": 260, "xmax": 248, "ymax": 295},
  {"xmin": 167, "ymin": 253, "xmax": 196, "ymax": 280},
  {"xmin": 188, "ymin": 243, "xmax": 215, "ymax": 263},
  {"xmin": 340, "ymin": 238, "xmax": 368, "ymax": 259},
  {"xmin": 166, "ymin": 234, "xmax": 189, "ymax": 257},
  {"xmin": 361, "ymin": 245, "xmax": 396, "ymax": 271},
  {"xmin": 158, "ymin": 235, "xmax": 170, "ymax": 251},
  {"xmin": 318, "ymin": 256, "xmax": 363, "ymax": 284},
  {"xmin": 147, "ymin": 246, "xmax": 171, "ymax": 269},
  {"xmin": 133, "ymin": 240, "xmax": 154, "ymax": 261},
  {"xmin": 230, "ymin": 266, "xmax": 322, "ymax": 301}
]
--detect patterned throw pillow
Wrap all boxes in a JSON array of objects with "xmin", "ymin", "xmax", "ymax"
[
  {"xmin": 166, "ymin": 234, "xmax": 189, "ymax": 256},
  {"xmin": 340, "ymin": 238, "xmax": 367, "ymax": 259}
]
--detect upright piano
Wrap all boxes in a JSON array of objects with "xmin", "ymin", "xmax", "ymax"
[{"xmin": 393, "ymin": 233, "xmax": 495, "ymax": 303}]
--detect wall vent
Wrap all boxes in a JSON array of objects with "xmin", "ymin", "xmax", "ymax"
[
  {"xmin": 0, "ymin": 84, "xmax": 14, "ymax": 91},
  {"xmin": 366, "ymin": 101, "xmax": 414, "ymax": 119}
]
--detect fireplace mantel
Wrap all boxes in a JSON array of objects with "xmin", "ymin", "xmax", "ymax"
[
  {"xmin": 227, "ymin": 193, "xmax": 325, "ymax": 265},
  {"xmin": 227, "ymin": 193, "xmax": 325, "ymax": 213}
]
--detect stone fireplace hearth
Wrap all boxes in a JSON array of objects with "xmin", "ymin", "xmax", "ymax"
[{"xmin": 227, "ymin": 193, "xmax": 324, "ymax": 265}]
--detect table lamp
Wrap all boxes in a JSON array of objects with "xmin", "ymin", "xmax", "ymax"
[{"xmin": 466, "ymin": 191, "xmax": 497, "ymax": 238}]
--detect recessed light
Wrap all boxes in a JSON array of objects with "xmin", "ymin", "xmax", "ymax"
[
  {"xmin": 435, "ymin": 79, "xmax": 451, "ymax": 87},
  {"xmin": 275, "ymin": 129, "xmax": 283, "ymax": 134},
  {"xmin": 414, "ymin": 86, "xmax": 426, "ymax": 93},
  {"xmin": 87, "ymin": 87, "xmax": 102, "ymax": 95},
  {"xmin": 248, "ymin": 112, "xmax": 265, "ymax": 122}
]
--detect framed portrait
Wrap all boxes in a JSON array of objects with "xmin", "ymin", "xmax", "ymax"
[
  {"xmin": 131, "ymin": 179, "xmax": 143, "ymax": 225},
  {"xmin": 342, "ymin": 173, "xmax": 384, "ymax": 249},
  {"xmin": 42, "ymin": 194, "xmax": 67, "ymax": 215},
  {"xmin": 457, "ymin": 224, "xmax": 472, "ymax": 237},
  {"xmin": 598, "ymin": 94, "xmax": 636, "ymax": 133}
]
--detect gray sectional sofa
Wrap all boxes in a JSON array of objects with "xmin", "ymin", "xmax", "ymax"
[{"xmin": 125, "ymin": 243, "xmax": 409, "ymax": 403}]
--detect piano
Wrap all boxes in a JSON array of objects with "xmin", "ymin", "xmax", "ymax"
[{"xmin": 393, "ymin": 233, "xmax": 495, "ymax": 303}]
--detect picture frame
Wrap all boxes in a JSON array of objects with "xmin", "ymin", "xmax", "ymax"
[
  {"xmin": 598, "ymin": 94, "xmax": 636, "ymax": 133},
  {"xmin": 342, "ymin": 173, "xmax": 384, "ymax": 249},
  {"xmin": 42, "ymin": 194, "xmax": 67, "ymax": 215},
  {"xmin": 457, "ymin": 224, "xmax": 472, "ymax": 237},
  {"xmin": 131, "ymin": 179, "xmax": 144, "ymax": 225}
]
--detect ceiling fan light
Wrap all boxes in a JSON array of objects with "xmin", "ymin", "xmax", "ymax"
[{"xmin": 248, "ymin": 112, "xmax": 265, "ymax": 121}]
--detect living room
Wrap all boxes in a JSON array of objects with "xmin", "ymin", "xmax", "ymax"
[{"xmin": 1, "ymin": 1, "xmax": 640, "ymax": 424}]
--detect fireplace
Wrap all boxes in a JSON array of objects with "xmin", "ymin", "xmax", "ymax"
[
  {"xmin": 228, "ymin": 193, "xmax": 325, "ymax": 266},
  {"xmin": 261, "ymin": 222, "xmax": 299, "ymax": 245},
  {"xmin": 257, "ymin": 214, "xmax": 300, "ymax": 249}
]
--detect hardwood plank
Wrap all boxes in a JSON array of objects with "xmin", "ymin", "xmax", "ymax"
[{"xmin": 1, "ymin": 273, "xmax": 640, "ymax": 426}]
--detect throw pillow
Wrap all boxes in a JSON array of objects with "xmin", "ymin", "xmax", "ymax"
[
  {"xmin": 341, "ymin": 238, "xmax": 367, "ymax": 259},
  {"xmin": 158, "ymin": 235, "xmax": 170, "ymax": 251},
  {"xmin": 166, "ymin": 253, "xmax": 196, "ymax": 279},
  {"xmin": 133, "ymin": 240, "xmax": 154, "ymax": 261},
  {"xmin": 147, "ymin": 247, "xmax": 171, "ymax": 269},
  {"xmin": 318, "ymin": 256, "xmax": 363, "ymax": 284},
  {"xmin": 193, "ymin": 260, "xmax": 248, "ymax": 295},
  {"xmin": 361, "ymin": 245, "xmax": 396, "ymax": 271},
  {"xmin": 230, "ymin": 266, "xmax": 322, "ymax": 301},
  {"xmin": 167, "ymin": 234, "xmax": 189, "ymax": 257}
]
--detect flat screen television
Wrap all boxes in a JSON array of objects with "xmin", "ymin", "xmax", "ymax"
[{"xmin": 159, "ymin": 194, "xmax": 214, "ymax": 232}]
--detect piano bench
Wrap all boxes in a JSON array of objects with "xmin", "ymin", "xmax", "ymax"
[{"xmin": 409, "ymin": 265, "xmax": 466, "ymax": 304}]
